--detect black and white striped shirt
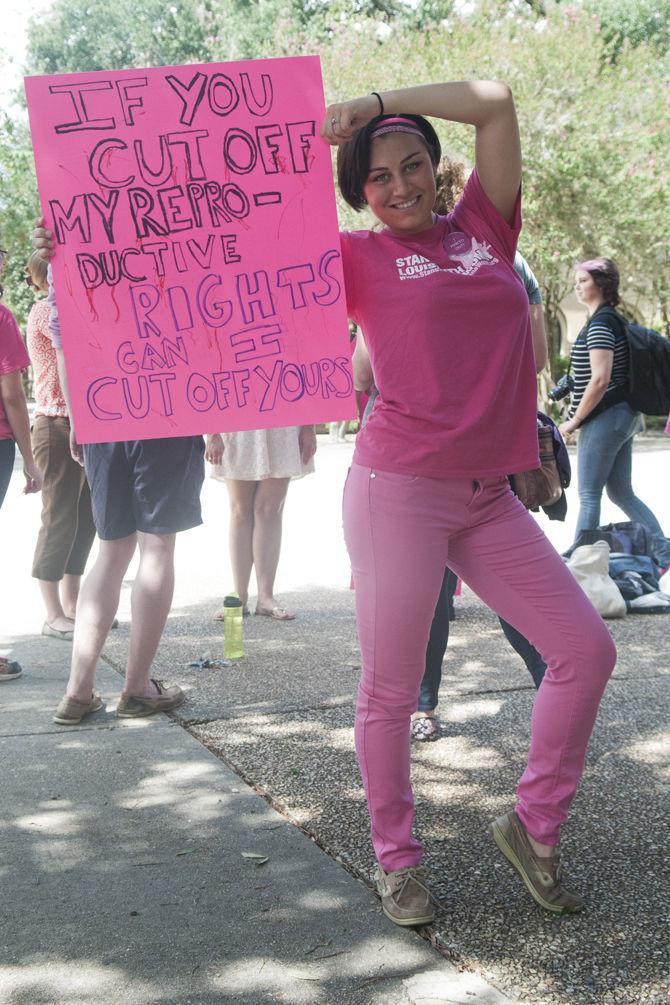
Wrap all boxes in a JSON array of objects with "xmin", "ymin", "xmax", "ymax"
[{"xmin": 568, "ymin": 309, "xmax": 628, "ymax": 419}]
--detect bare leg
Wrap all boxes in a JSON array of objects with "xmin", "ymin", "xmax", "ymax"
[
  {"xmin": 66, "ymin": 535, "xmax": 137, "ymax": 701},
  {"xmin": 253, "ymin": 477, "xmax": 291, "ymax": 611},
  {"xmin": 39, "ymin": 580, "xmax": 72, "ymax": 631},
  {"xmin": 60, "ymin": 573, "xmax": 83, "ymax": 620},
  {"xmin": 123, "ymin": 532, "xmax": 176, "ymax": 697},
  {"xmin": 225, "ymin": 479, "xmax": 258, "ymax": 608}
]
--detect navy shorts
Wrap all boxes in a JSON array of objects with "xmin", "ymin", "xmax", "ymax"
[{"xmin": 83, "ymin": 436, "xmax": 205, "ymax": 541}]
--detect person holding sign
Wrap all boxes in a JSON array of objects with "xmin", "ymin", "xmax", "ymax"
[
  {"xmin": 23, "ymin": 58, "xmax": 353, "ymax": 446},
  {"xmin": 29, "ymin": 245, "xmax": 207, "ymax": 725},
  {"xmin": 322, "ymin": 83, "xmax": 616, "ymax": 926},
  {"xmin": 27, "ymin": 53, "xmax": 352, "ymax": 721}
]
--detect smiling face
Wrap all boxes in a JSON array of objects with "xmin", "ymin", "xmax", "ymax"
[
  {"xmin": 362, "ymin": 131, "xmax": 437, "ymax": 235},
  {"xmin": 574, "ymin": 269, "xmax": 603, "ymax": 308}
]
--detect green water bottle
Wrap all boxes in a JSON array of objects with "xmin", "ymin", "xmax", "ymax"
[{"xmin": 223, "ymin": 593, "xmax": 244, "ymax": 659}]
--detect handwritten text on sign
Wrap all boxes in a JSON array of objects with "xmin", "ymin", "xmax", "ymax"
[{"xmin": 25, "ymin": 56, "xmax": 353, "ymax": 443}]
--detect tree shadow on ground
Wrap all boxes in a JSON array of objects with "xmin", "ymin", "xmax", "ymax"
[
  {"xmin": 131, "ymin": 585, "xmax": 670, "ymax": 1005},
  {"xmin": 4, "ymin": 584, "xmax": 668, "ymax": 1005},
  {"xmin": 1, "ymin": 637, "xmax": 444, "ymax": 1005}
]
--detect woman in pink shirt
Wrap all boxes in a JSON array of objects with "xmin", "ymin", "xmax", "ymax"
[
  {"xmin": 321, "ymin": 83, "xmax": 616, "ymax": 925},
  {"xmin": 25, "ymin": 252, "xmax": 96, "ymax": 641}
]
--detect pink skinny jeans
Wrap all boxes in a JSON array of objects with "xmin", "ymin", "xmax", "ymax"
[{"xmin": 343, "ymin": 464, "xmax": 616, "ymax": 871}]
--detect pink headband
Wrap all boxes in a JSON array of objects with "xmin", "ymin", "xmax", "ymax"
[{"xmin": 370, "ymin": 116, "xmax": 426, "ymax": 141}]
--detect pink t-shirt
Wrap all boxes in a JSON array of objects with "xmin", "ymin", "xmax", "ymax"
[
  {"xmin": 0, "ymin": 304, "xmax": 30, "ymax": 441},
  {"xmin": 26, "ymin": 299, "xmax": 67, "ymax": 418},
  {"xmin": 340, "ymin": 169, "xmax": 539, "ymax": 479}
]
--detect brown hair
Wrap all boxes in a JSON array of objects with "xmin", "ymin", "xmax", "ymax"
[
  {"xmin": 433, "ymin": 157, "xmax": 467, "ymax": 216},
  {"xmin": 336, "ymin": 114, "xmax": 441, "ymax": 212},
  {"xmin": 576, "ymin": 257, "xmax": 620, "ymax": 307},
  {"xmin": 27, "ymin": 251, "xmax": 48, "ymax": 290}
]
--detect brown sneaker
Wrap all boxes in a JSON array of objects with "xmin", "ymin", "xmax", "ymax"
[
  {"xmin": 116, "ymin": 679, "xmax": 185, "ymax": 718},
  {"xmin": 374, "ymin": 865, "xmax": 435, "ymax": 927},
  {"xmin": 53, "ymin": 692, "xmax": 103, "ymax": 725},
  {"xmin": 490, "ymin": 810, "xmax": 584, "ymax": 915},
  {"xmin": 0, "ymin": 658, "xmax": 22, "ymax": 683}
]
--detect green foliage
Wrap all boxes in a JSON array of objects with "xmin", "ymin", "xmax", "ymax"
[
  {"xmin": 25, "ymin": 0, "xmax": 219, "ymax": 74},
  {"xmin": 392, "ymin": 0, "xmax": 455, "ymax": 31},
  {"xmin": 0, "ymin": 114, "xmax": 40, "ymax": 327},
  {"xmin": 317, "ymin": 4, "xmax": 670, "ymax": 363},
  {"xmin": 586, "ymin": 0, "xmax": 670, "ymax": 61},
  {"xmin": 9, "ymin": 0, "xmax": 670, "ymax": 359},
  {"xmin": 24, "ymin": 0, "xmax": 414, "ymax": 71}
]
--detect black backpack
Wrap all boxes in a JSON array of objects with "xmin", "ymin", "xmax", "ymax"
[
  {"xmin": 624, "ymin": 321, "xmax": 670, "ymax": 415},
  {"xmin": 596, "ymin": 308, "xmax": 670, "ymax": 417}
]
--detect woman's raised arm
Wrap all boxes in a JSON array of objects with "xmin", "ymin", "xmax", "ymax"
[{"xmin": 322, "ymin": 82, "xmax": 521, "ymax": 224}]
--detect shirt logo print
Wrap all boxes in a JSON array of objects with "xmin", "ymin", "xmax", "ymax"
[
  {"xmin": 443, "ymin": 232, "xmax": 499, "ymax": 276},
  {"xmin": 395, "ymin": 253, "xmax": 441, "ymax": 281},
  {"xmin": 393, "ymin": 234, "xmax": 500, "ymax": 282}
]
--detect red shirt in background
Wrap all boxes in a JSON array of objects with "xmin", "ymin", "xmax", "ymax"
[{"xmin": 0, "ymin": 304, "xmax": 30, "ymax": 441}]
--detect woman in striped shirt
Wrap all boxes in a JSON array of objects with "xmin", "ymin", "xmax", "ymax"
[{"xmin": 559, "ymin": 258, "xmax": 670, "ymax": 566}]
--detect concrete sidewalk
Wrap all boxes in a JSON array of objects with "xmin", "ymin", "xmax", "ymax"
[
  {"xmin": 2, "ymin": 437, "xmax": 669, "ymax": 1005},
  {"xmin": 0, "ymin": 635, "xmax": 520, "ymax": 1005}
]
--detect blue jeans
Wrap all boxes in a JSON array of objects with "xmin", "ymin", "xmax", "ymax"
[
  {"xmin": 575, "ymin": 402, "xmax": 670, "ymax": 566},
  {"xmin": 417, "ymin": 565, "xmax": 546, "ymax": 712},
  {"xmin": 0, "ymin": 439, "xmax": 15, "ymax": 510}
]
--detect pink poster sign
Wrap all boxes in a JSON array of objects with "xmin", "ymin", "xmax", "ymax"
[{"xmin": 24, "ymin": 56, "xmax": 353, "ymax": 443}]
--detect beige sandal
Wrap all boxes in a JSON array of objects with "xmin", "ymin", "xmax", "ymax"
[
  {"xmin": 255, "ymin": 605, "xmax": 295, "ymax": 621},
  {"xmin": 213, "ymin": 606, "xmax": 249, "ymax": 621}
]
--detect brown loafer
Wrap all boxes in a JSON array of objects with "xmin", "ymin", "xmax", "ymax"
[
  {"xmin": 53, "ymin": 692, "xmax": 103, "ymax": 725},
  {"xmin": 374, "ymin": 865, "xmax": 434, "ymax": 927},
  {"xmin": 116, "ymin": 679, "xmax": 185, "ymax": 718},
  {"xmin": 490, "ymin": 810, "xmax": 584, "ymax": 915}
]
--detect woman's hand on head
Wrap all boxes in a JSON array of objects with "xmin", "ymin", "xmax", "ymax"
[
  {"xmin": 205, "ymin": 433, "xmax": 224, "ymax": 465},
  {"xmin": 321, "ymin": 95, "xmax": 379, "ymax": 145},
  {"xmin": 33, "ymin": 217, "xmax": 55, "ymax": 261}
]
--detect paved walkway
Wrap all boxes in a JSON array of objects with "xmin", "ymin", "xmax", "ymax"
[
  {"xmin": 2, "ymin": 436, "xmax": 669, "ymax": 1005},
  {"xmin": 2, "ymin": 636, "xmax": 522, "ymax": 1005}
]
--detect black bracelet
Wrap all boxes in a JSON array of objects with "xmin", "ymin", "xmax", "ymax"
[{"xmin": 371, "ymin": 91, "xmax": 384, "ymax": 116}]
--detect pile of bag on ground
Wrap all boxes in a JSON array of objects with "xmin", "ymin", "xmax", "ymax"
[{"xmin": 564, "ymin": 521, "xmax": 670, "ymax": 618}]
